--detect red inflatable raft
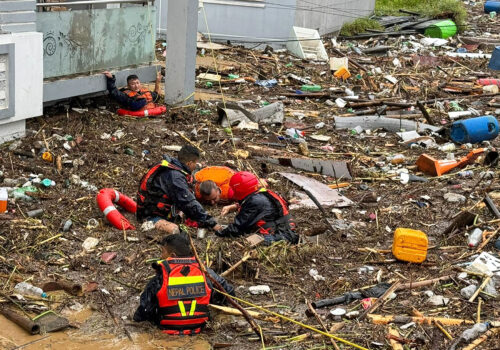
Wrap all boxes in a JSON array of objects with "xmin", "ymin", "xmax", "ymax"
[
  {"xmin": 117, "ymin": 106, "xmax": 166, "ymax": 117},
  {"xmin": 97, "ymin": 188, "xmax": 137, "ymax": 230}
]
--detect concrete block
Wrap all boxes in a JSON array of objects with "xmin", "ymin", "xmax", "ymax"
[
  {"xmin": 0, "ymin": 22, "xmax": 36, "ymax": 33},
  {"xmin": 0, "ymin": 119, "xmax": 25, "ymax": 144},
  {"xmin": 0, "ymin": 11, "xmax": 36, "ymax": 24},
  {"xmin": 0, "ymin": 1, "xmax": 35, "ymax": 12}
]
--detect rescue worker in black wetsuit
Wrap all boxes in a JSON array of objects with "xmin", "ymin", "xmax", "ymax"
[
  {"xmin": 136, "ymin": 145, "xmax": 222, "ymax": 234},
  {"xmin": 133, "ymin": 233, "xmax": 234, "ymax": 335},
  {"xmin": 216, "ymin": 171, "xmax": 298, "ymax": 244}
]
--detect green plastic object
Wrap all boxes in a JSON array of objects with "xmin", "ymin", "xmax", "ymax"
[
  {"xmin": 425, "ymin": 19, "xmax": 457, "ymax": 39},
  {"xmin": 41, "ymin": 179, "xmax": 55, "ymax": 187},
  {"xmin": 228, "ymin": 74, "xmax": 239, "ymax": 79},
  {"xmin": 301, "ymin": 85, "xmax": 321, "ymax": 92}
]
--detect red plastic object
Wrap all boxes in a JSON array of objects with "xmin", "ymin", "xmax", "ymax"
[
  {"xmin": 96, "ymin": 188, "xmax": 137, "ymax": 230},
  {"xmin": 117, "ymin": 105, "xmax": 167, "ymax": 117}
]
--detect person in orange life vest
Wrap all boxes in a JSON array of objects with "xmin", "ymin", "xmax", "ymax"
[
  {"xmin": 194, "ymin": 166, "xmax": 236, "ymax": 205},
  {"xmin": 136, "ymin": 145, "xmax": 223, "ymax": 235},
  {"xmin": 103, "ymin": 71, "xmax": 161, "ymax": 111},
  {"xmin": 215, "ymin": 171, "xmax": 299, "ymax": 244},
  {"xmin": 194, "ymin": 167, "xmax": 269, "ymax": 206},
  {"xmin": 133, "ymin": 233, "xmax": 234, "ymax": 334}
]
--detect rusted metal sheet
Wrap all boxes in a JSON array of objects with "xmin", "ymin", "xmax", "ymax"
[
  {"xmin": 259, "ymin": 157, "xmax": 352, "ymax": 180},
  {"xmin": 280, "ymin": 172, "xmax": 353, "ymax": 208}
]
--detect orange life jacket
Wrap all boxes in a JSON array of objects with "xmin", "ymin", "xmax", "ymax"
[
  {"xmin": 155, "ymin": 258, "xmax": 212, "ymax": 335},
  {"xmin": 251, "ymin": 189, "xmax": 296, "ymax": 235},
  {"xmin": 194, "ymin": 166, "xmax": 236, "ymax": 201},
  {"xmin": 136, "ymin": 160, "xmax": 193, "ymax": 222},
  {"xmin": 123, "ymin": 88, "xmax": 156, "ymax": 110}
]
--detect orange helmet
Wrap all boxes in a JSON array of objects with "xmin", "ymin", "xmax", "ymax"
[{"xmin": 228, "ymin": 171, "xmax": 260, "ymax": 201}]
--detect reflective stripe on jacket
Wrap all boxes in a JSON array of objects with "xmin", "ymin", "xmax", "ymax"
[{"xmin": 155, "ymin": 258, "xmax": 211, "ymax": 335}]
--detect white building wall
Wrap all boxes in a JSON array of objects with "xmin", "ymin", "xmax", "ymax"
[
  {"xmin": 0, "ymin": 32, "xmax": 43, "ymax": 143},
  {"xmin": 295, "ymin": 0, "xmax": 376, "ymax": 35}
]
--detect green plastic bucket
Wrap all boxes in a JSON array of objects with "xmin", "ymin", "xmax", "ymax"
[{"xmin": 424, "ymin": 19, "xmax": 457, "ymax": 39}]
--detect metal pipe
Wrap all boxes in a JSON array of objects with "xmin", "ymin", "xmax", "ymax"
[
  {"xmin": 0, "ymin": 308, "xmax": 40, "ymax": 335},
  {"xmin": 37, "ymin": 0, "xmax": 154, "ymax": 7}
]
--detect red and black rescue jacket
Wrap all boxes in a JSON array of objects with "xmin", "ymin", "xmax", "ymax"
[
  {"xmin": 122, "ymin": 88, "xmax": 156, "ymax": 111},
  {"xmin": 136, "ymin": 159, "xmax": 192, "ymax": 222},
  {"xmin": 155, "ymin": 258, "xmax": 211, "ymax": 335},
  {"xmin": 254, "ymin": 189, "xmax": 296, "ymax": 235},
  {"xmin": 218, "ymin": 188, "xmax": 298, "ymax": 243}
]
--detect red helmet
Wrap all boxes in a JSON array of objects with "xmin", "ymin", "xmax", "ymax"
[{"xmin": 228, "ymin": 171, "xmax": 260, "ymax": 201}]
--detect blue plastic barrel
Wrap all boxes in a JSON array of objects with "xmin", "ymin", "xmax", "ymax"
[
  {"xmin": 485, "ymin": 1, "xmax": 500, "ymax": 13},
  {"xmin": 451, "ymin": 116, "xmax": 499, "ymax": 144},
  {"xmin": 489, "ymin": 46, "xmax": 500, "ymax": 70}
]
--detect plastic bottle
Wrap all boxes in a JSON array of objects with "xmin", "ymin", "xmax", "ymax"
[
  {"xmin": 285, "ymin": 128, "xmax": 305, "ymax": 138},
  {"xmin": 0, "ymin": 187, "xmax": 7, "ymax": 213},
  {"xmin": 439, "ymin": 143, "xmax": 456, "ymax": 152},
  {"xmin": 468, "ymin": 228, "xmax": 483, "ymax": 247},
  {"xmin": 301, "ymin": 85, "xmax": 322, "ymax": 92},
  {"xmin": 458, "ymin": 170, "xmax": 474, "ymax": 178},
  {"xmin": 14, "ymin": 282, "xmax": 47, "ymax": 298}
]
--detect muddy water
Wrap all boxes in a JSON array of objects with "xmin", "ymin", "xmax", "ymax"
[{"xmin": 0, "ymin": 309, "xmax": 211, "ymax": 350}]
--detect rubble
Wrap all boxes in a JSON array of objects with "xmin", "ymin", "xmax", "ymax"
[{"xmin": 1, "ymin": 1, "xmax": 500, "ymax": 348}]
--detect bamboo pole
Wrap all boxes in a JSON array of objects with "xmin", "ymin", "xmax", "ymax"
[
  {"xmin": 368, "ymin": 314, "xmax": 474, "ymax": 326},
  {"xmin": 469, "ymin": 277, "xmax": 491, "ymax": 303},
  {"xmin": 214, "ymin": 288, "xmax": 369, "ymax": 350},
  {"xmin": 220, "ymin": 252, "xmax": 251, "ymax": 277}
]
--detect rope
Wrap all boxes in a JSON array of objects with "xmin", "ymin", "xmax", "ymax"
[{"xmin": 201, "ymin": 5, "xmax": 243, "ymax": 169}]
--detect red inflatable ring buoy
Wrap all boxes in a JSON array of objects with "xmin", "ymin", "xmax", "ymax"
[
  {"xmin": 96, "ymin": 188, "xmax": 137, "ymax": 230},
  {"xmin": 117, "ymin": 106, "xmax": 167, "ymax": 117}
]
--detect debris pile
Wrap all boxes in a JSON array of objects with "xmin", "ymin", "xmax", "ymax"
[{"xmin": 0, "ymin": 1, "xmax": 500, "ymax": 349}]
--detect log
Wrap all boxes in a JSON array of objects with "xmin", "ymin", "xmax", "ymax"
[
  {"xmin": 307, "ymin": 301, "xmax": 340, "ymax": 350},
  {"xmin": 0, "ymin": 308, "xmax": 39, "ymax": 335},
  {"xmin": 368, "ymin": 314, "xmax": 474, "ymax": 326},
  {"xmin": 42, "ymin": 281, "xmax": 82, "ymax": 296},
  {"xmin": 396, "ymin": 274, "xmax": 456, "ymax": 291}
]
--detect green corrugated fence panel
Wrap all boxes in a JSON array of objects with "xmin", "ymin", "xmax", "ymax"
[{"xmin": 37, "ymin": 7, "xmax": 156, "ymax": 78}]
